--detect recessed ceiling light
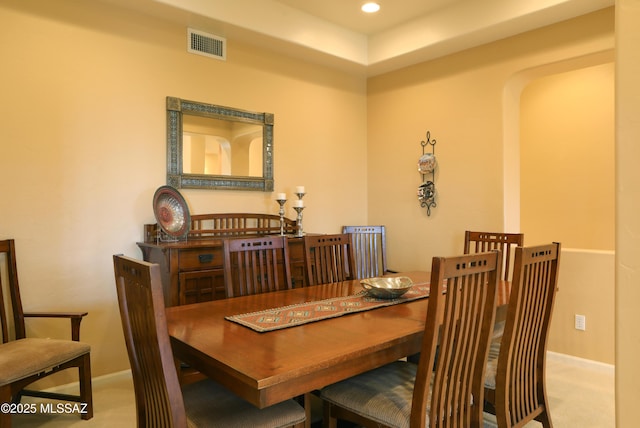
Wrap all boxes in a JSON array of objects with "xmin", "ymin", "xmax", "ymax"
[{"xmin": 361, "ymin": 2, "xmax": 381, "ymax": 13}]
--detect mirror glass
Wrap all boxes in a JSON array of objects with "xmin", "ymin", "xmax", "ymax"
[
  {"xmin": 166, "ymin": 96, "xmax": 274, "ymax": 191},
  {"xmin": 182, "ymin": 116, "xmax": 263, "ymax": 176}
]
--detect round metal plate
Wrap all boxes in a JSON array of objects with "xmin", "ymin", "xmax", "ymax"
[{"xmin": 152, "ymin": 186, "xmax": 191, "ymax": 239}]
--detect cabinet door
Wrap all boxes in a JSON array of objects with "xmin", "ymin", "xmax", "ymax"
[{"xmin": 179, "ymin": 269, "xmax": 225, "ymax": 305}]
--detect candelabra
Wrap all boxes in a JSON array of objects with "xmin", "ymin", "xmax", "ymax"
[
  {"xmin": 274, "ymin": 187, "xmax": 306, "ymax": 237},
  {"xmin": 275, "ymin": 193, "xmax": 287, "ymax": 236},
  {"xmin": 293, "ymin": 206, "xmax": 305, "ymax": 237},
  {"xmin": 293, "ymin": 187, "xmax": 305, "ymax": 237}
]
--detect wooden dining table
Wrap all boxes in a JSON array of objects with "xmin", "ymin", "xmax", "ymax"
[{"xmin": 165, "ymin": 271, "xmax": 510, "ymax": 411}]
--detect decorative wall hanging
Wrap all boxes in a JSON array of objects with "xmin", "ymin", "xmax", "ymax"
[{"xmin": 417, "ymin": 131, "xmax": 437, "ymax": 215}]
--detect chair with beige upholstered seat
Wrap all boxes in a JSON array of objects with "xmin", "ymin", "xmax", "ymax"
[
  {"xmin": 113, "ymin": 254, "xmax": 306, "ymax": 428},
  {"xmin": 320, "ymin": 250, "xmax": 501, "ymax": 428},
  {"xmin": 483, "ymin": 242, "xmax": 561, "ymax": 428},
  {"xmin": 0, "ymin": 239, "xmax": 93, "ymax": 428}
]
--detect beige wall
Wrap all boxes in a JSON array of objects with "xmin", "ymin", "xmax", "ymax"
[
  {"xmin": 519, "ymin": 64, "xmax": 615, "ymax": 364},
  {"xmin": 615, "ymin": 0, "xmax": 640, "ymax": 425},
  {"xmin": 368, "ymin": 9, "xmax": 614, "ymax": 270},
  {"xmin": 521, "ymin": 63, "xmax": 615, "ymax": 251},
  {"xmin": 0, "ymin": 0, "xmax": 367, "ymax": 383},
  {"xmin": 550, "ymin": 249, "xmax": 615, "ymax": 363}
]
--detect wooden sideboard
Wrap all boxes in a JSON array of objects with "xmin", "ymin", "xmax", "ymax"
[{"xmin": 137, "ymin": 213, "xmax": 306, "ymax": 307}]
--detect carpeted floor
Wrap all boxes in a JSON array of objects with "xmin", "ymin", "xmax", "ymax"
[
  {"xmin": 12, "ymin": 352, "xmax": 614, "ymax": 427},
  {"xmin": 483, "ymin": 352, "xmax": 615, "ymax": 427}
]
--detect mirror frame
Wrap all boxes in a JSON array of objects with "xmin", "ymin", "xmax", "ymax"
[{"xmin": 166, "ymin": 96, "xmax": 274, "ymax": 191}]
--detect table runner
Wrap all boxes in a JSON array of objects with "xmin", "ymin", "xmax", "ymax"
[{"xmin": 225, "ymin": 284, "xmax": 430, "ymax": 332}]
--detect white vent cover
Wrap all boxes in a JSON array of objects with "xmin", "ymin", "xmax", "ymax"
[{"xmin": 187, "ymin": 28, "xmax": 226, "ymax": 61}]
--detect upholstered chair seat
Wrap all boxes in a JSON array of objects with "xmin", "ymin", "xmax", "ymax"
[
  {"xmin": 321, "ymin": 361, "xmax": 418, "ymax": 428},
  {"xmin": 483, "ymin": 339, "xmax": 502, "ymax": 390},
  {"xmin": 183, "ymin": 380, "xmax": 305, "ymax": 428},
  {"xmin": 0, "ymin": 338, "xmax": 90, "ymax": 386}
]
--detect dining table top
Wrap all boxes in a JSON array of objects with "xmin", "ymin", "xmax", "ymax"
[{"xmin": 165, "ymin": 271, "xmax": 510, "ymax": 409}]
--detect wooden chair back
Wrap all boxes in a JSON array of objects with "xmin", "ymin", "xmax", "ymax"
[
  {"xmin": 222, "ymin": 236, "xmax": 292, "ymax": 298},
  {"xmin": 114, "ymin": 255, "xmax": 187, "ymax": 428},
  {"xmin": 0, "ymin": 239, "xmax": 25, "ymax": 342},
  {"xmin": 492, "ymin": 242, "xmax": 561, "ymax": 428},
  {"xmin": 342, "ymin": 225, "xmax": 390, "ymax": 279},
  {"xmin": 303, "ymin": 234, "xmax": 355, "ymax": 286},
  {"xmin": 464, "ymin": 231, "xmax": 524, "ymax": 281},
  {"xmin": 411, "ymin": 251, "xmax": 500, "ymax": 428}
]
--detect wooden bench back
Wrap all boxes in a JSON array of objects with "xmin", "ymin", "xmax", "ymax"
[{"xmin": 145, "ymin": 213, "xmax": 297, "ymax": 242}]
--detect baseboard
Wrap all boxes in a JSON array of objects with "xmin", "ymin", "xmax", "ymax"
[
  {"xmin": 91, "ymin": 369, "xmax": 133, "ymax": 385},
  {"xmin": 30, "ymin": 369, "xmax": 133, "ymax": 395},
  {"xmin": 547, "ymin": 351, "xmax": 615, "ymax": 374},
  {"xmin": 36, "ymin": 355, "xmax": 614, "ymax": 396}
]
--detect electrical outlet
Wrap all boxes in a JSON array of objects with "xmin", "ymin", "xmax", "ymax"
[{"xmin": 575, "ymin": 314, "xmax": 586, "ymax": 331}]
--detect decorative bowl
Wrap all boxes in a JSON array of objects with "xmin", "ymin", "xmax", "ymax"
[{"xmin": 360, "ymin": 276, "xmax": 414, "ymax": 299}]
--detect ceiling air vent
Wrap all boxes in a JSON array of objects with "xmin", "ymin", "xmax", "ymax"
[{"xmin": 187, "ymin": 28, "xmax": 226, "ymax": 61}]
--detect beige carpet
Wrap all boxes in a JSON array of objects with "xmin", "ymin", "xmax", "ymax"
[{"xmin": 12, "ymin": 352, "xmax": 614, "ymax": 427}]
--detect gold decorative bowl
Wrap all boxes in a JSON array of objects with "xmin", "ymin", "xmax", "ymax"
[{"xmin": 360, "ymin": 277, "xmax": 414, "ymax": 299}]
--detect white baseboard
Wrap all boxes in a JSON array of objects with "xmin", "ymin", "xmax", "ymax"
[{"xmin": 547, "ymin": 351, "xmax": 615, "ymax": 375}]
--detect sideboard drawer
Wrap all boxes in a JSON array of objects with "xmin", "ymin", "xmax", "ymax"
[{"xmin": 179, "ymin": 248, "xmax": 223, "ymax": 270}]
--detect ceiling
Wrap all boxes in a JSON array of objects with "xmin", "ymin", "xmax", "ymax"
[
  {"xmin": 273, "ymin": 0, "xmax": 462, "ymax": 35},
  {"xmin": 109, "ymin": 0, "xmax": 614, "ymax": 76}
]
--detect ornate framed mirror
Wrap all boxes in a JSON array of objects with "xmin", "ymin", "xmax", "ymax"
[{"xmin": 166, "ymin": 96, "xmax": 274, "ymax": 191}]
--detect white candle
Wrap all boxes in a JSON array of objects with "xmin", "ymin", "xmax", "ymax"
[
  {"xmin": 295, "ymin": 186, "xmax": 305, "ymax": 194},
  {"xmin": 276, "ymin": 192, "xmax": 286, "ymax": 200},
  {"xmin": 293, "ymin": 199, "xmax": 304, "ymax": 207}
]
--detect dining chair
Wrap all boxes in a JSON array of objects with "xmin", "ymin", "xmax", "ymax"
[
  {"xmin": 464, "ymin": 231, "xmax": 524, "ymax": 282},
  {"xmin": 113, "ymin": 255, "xmax": 306, "ymax": 428},
  {"xmin": 464, "ymin": 231, "xmax": 524, "ymax": 343},
  {"xmin": 342, "ymin": 225, "xmax": 395, "ymax": 279},
  {"xmin": 303, "ymin": 233, "xmax": 355, "ymax": 286},
  {"xmin": 222, "ymin": 235, "xmax": 292, "ymax": 298},
  {"xmin": 0, "ymin": 239, "xmax": 93, "ymax": 428},
  {"xmin": 483, "ymin": 242, "xmax": 561, "ymax": 428},
  {"xmin": 222, "ymin": 236, "xmax": 317, "ymax": 427},
  {"xmin": 320, "ymin": 250, "xmax": 501, "ymax": 428}
]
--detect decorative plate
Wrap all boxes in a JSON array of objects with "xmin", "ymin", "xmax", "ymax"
[
  {"xmin": 153, "ymin": 186, "xmax": 191, "ymax": 239},
  {"xmin": 418, "ymin": 153, "xmax": 437, "ymax": 174},
  {"xmin": 361, "ymin": 276, "xmax": 414, "ymax": 299}
]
